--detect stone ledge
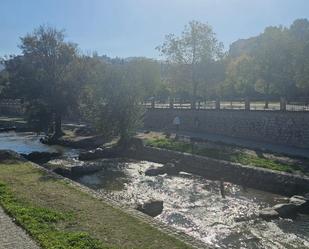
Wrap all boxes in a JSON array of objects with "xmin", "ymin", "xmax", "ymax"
[
  {"xmin": 126, "ymin": 145, "xmax": 309, "ymax": 196},
  {"xmin": 29, "ymin": 162, "xmax": 208, "ymax": 249}
]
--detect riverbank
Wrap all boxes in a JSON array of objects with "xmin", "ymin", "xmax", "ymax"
[
  {"xmin": 0, "ymin": 151, "xmax": 196, "ymax": 249},
  {"xmin": 140, "ymin": 132, "xmax": 309, "ymax": 176}
]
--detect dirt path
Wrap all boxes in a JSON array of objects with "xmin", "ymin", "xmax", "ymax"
[{"xmin": 0, "ymin": 206, "xmax": 40, "ymax": 249}]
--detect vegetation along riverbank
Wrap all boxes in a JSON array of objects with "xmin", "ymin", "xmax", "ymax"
[{"xmin": 0, "ymin": 151, "xmax": 194, "ymax": 249}]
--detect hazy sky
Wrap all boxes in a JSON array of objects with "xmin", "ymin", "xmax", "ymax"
[{"xmin": 1, "ymin": 0, "xmax": 309, "ymax": 58}]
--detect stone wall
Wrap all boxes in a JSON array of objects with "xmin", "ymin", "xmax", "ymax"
[
  {"xmin": 127, "ymin": 146, "xmax": 309, "ymax": 196},
  {"xmin": 144, "ymin": 109, "xmax": 309, "ymax": 149}
]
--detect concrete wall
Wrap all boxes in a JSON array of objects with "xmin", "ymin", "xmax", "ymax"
[{"xmin": 144, "ymin": 109, "xmax": 309, "ymax": 149}]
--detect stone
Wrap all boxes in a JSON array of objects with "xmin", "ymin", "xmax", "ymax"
[
  {"xmin": 0, "ymin": 127, "xmax": 16, "ymax": 132},
  {"xmin": 0, "ymin": 150, "xmax": 25, "ymax": 162},
  {"xmin": 79, "ymin": 147, "xmax": 119, "ymax": 161},
  {"xmin": 53, "ymin": 167, "xmax": 71, "ymax": 177},
  {"xmin": 164, "ymin": 162, "xmax": 180, "ymax": 175},
  {"xmin": 259, "ymin": 208, "xmax": 280, "ymax": 220},
  {"xmin": 145, "ymin": 166, "xmax": 166, "ymax": 176},
  {"xmin": 145, "ymin": 162, "xmax": 180, "ymax": 176},
  {"xmin": 74, "ymin": 126, "xmax": 96, "ymax": 136},
  {"xmin": 136, "ymin": 200, "xmax": 163, "ymax": 217},
  {"xmin": 22, "ymin": 151, "xmax": 61, "ymax": 164},
  {"xmin": 289, "ymin": 195, "xmax": 309, "ymax": 214},
  {"xmin": 289, "ymin": 195, "xmax": 307, "ymax": 205},
  {"xmin": 273, "ymin": 203, "xmax": 299, "ymax": 218},
  {"xmin": 70, "ymin": 164, "xmax": 102, "ymax": 176}
]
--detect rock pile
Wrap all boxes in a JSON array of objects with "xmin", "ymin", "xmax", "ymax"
[
  {"xmin": 259, "ymin": 195, "xmax": 309, "ymax": 220},
  {"xmin": 136, "ymin": 200, "xmax": 164, "ymax": 217}
]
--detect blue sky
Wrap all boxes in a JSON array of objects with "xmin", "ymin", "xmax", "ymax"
[{"xmin": 1, "ymin": 0, "xmax": 309, "ymax": 58}]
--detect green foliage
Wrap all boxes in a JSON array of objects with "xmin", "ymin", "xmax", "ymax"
[
  {"xmin": 0, "ymin": 182, "xmax": 108, "ymax": 249},
  {"xmin": 224, "ymin": 55, "xmax": 257, "ymax": 97},
  {"xmin": 226, "ymin": 18, "xmax": 309, "ymax": 99},
  {"xmin": 146, "ymin": 138, "xmax": 304, "ymax": 174},
  {"xmin": 157, "ymin": 20, "xmax": 223, "ymax": 104},
  {"xmin": 80, "ymin": 59, "xmax": 147, "ymax": 141},
  {"xmin": 4, "ymin": 26, "xmax": 88, "ymax": 135}
]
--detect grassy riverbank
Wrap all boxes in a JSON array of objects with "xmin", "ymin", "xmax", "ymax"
[
  {"xmin": 145, "ymin": 137, "xmax": 307, "ymax": 175},
  {"xmin": 0, "ymin": 159, "xmax": 191, "ymax": 249}
]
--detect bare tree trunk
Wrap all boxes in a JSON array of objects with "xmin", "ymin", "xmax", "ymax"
[
  {"xmin": 53, "ymin": 112, "xmax": 64, "ymax": 139},
  {"xmin": 264, "ymin": 99, "xmax": 269, "ymax": 109},
  {"xmin": 264, "ymin": 82, "xmax": 270, "ymax": 109},
  {"xmin": 191, "ymin": 82, "xmax": 197, "ymax": 110}
]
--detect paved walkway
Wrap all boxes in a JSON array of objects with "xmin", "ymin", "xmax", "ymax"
[
  {"xmin": 143, "ymin": 129, "xmax": 309, "ymax": 159},
  {"xmin": 0, "ymin": 206, "xmax": 40, "ymax": 249}
]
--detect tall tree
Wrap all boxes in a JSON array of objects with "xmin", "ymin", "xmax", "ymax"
[
  {"xmin": 157, "ymin": 20, "xmax": 223, "ymax": 108},
  {"xmin": 80, "ymin": 59, "xmax": 145, "ymax": 143},
  {"xmin": 5, "ymin": 26, "xmax": 84, "ymax": 137}
]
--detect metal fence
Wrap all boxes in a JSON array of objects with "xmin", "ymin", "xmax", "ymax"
[{"xmin": 143, "ymin": 98, "xmax": 309, "ymax": 111}]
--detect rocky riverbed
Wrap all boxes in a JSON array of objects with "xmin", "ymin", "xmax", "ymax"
[{"xmin": 1, "ymin": 131, "xmax": 309, "ymax": 248}]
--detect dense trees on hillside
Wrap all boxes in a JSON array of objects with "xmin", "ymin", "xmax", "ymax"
[
  {"xmin": 225, "ymin": 19, "xmax": 309, "ymax": 102},
  {"xmin": 1, "ymin": 19, "xmax": 309, "ymax": 138}
]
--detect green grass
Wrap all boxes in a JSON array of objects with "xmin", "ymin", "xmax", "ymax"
[
  {"xmin": 0, "ymin": 182, "xmax": 107, "ymax": 249},
  {"xmin": 146, "ymin": 138, "xmax": 304, "ymax": 174},
  {"xmin": 0, "ymin": 160, "xmax": 191, "ymax": 249}
]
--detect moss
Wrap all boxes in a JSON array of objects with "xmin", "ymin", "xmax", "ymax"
[{"xmin": 146, "ymin": 138, "xmax": 304, "ymax": 174}]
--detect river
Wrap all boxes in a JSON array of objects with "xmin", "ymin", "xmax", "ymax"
[{"xmin": 1, "ymin": 131, "xmax": 309, "ymax": 248}]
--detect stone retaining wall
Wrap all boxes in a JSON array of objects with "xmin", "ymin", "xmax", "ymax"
[
  {"xmin": 28, "ymin": 161, "xmax": 206, "ymax": 249},
  {"xmin": 144, "ymin": 109, "xmax": 309, "ymax": 149},
  {"xmin": 127, "ymin": 146, "xmax": 309, "ymax": 196}
]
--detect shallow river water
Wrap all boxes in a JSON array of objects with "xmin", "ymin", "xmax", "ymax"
[{"xmin": 1, "ymin": 132, "xmax": 309, "ymax": 248}]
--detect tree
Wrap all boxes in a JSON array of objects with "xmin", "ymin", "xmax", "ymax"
[
  {"xmin": 225, "ymin": 55, "xmax": 257, "ymax": 98},
  {"xmin": 157, "ymin": 20, "xmax": 223, "ymax": 108},
  {"xmin": 5, "ymin": 26, "xmax": 85, "ymax": 137},
  {"xmin": 290, "ymin": 19, "xmax": 309, "ymax": 98},
  {"xmin": 228, "ymin": 26, "xmax": 296, "ymax": 107},
  {"xmin": 80, "ymin": 59, "xmax": 145, "ymax": 142},
  {"xmin": 124, "ymin": 57, "xmax": 162, "ymax": 99}
]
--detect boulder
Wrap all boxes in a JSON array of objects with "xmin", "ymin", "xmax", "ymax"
[
  {"xmin": 145, "ymin": 162, "xmax": 180, "ymax": 176},
  {"xmin": 70, "ymin": 164, "xmax": 102, "ymax": 176},
  {"xmin": 164, "ymin": 162, "xmax": 180, "ymax": 175},
  {"xmin": 53, "ymin": 167, "xmax": 71, "ymax": 177},
  {"xmin": 260, "ymin": 195, "xmax": 309, "ymax": 220},
  {"xmin": 145, "ymin": 165, "xmax": 167, "ymax": 176},
  {"xmin": 136, "ymin": 200, "xmax": 163, "ymax": 217},
  {"xmin": 259, "ymin": 208, "xmax": 280, "ymax": 220},
  {"xmin": 0, "ymin": 150, "xmax": 25, "ymax": 162},
  {"xmin": 41, "ymin": 135, "xmax": 105, "ymax": 149},
  {"xmin": 22, "ymin": 151, "xmax": 61, "ymax": 164},
  {"xmin": 289, "ymin": 195, "xmax": 309, "ymax": 214},
  {"xmin": 74, "ymin": 126, "xmax": 96, "ymax": 136},
  {"xmin": 273, "ymin": 203, "xmax": 298, "ymax": 218},
  {"xmin": 79, "ymin": 147, "xmax": 120, "ymax": 161},
  {"xmin": 0, "ymin": 127, "xmax": 16, "ymax": 132}
]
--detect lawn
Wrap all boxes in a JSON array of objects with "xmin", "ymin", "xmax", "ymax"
[
  {"xmin": 0, "ymin": 159, "xmax": 192, "ymax": 249},
  {"xmin": 145, "ymin": 137, "xmax": 305, "ymax": 174}
]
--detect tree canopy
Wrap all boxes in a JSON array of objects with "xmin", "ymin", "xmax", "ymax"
[{"xmin": 2, "ymin": 19, "xmax": 309, "ymax": 141}]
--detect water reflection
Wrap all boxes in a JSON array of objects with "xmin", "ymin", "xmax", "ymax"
[
  {"xmin": 74, "ymin": 160, "xmax": 309, "ymax": 249},
  {"xmin": 1, "ymin": 132, "xmax": 309, "ymax": 248},
  {"xmin": 0, "ymin": 131, "xmax": 78, "ymax": 157}
]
